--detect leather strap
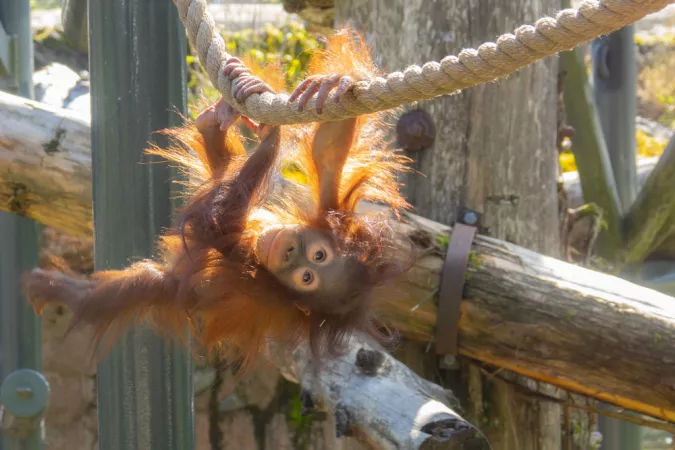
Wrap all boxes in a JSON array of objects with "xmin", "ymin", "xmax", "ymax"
[{"xmin": 435, "ymin": 211, "xmax": 480, "ymax": 355}]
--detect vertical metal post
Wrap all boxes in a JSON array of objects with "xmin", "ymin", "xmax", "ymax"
[
  {"xmin": 0, "ymin": 2, "xmax": 47, "ymax": 450},
  {"xmin": 0, "ymin": 0, "xmax": 33, "ymax": 98},
  {"xmin": 88, "ymin": 0, "xmax": 194, "ymax": 449},
  {"xmin": 0, "ymin": 219, "xmax": 46, "ymax": 450},
  {"xmin": 591, "ymin": 25, "xmax": 642, "ymax": 449},
  {"xmin": 591, "ymin": 25, "xmax": 638, "ymax": 210}
]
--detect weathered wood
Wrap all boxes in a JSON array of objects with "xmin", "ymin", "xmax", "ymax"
[
  {"xmin": 274, "ymin": 337, "xmax": 490, "ymax": 450},
  {"xmin": 0, "ymin": 91, "xmax": 92, "ymax": 236},
  {"xmin": 623, "ymin": 136, "xmax": 675, "ymax": 264},
  {"xmin": 2, "ymin": 91, "xmax": 675, "ymax": 424},
  {"xmin": 337, "ymin": 1, "xmax": 565, "ymax": 449},
  {"xmin": 374, "ymin": 208, "xmax": 675, "ymax": 424}
]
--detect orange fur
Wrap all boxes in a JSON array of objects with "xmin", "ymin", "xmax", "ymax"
[
  {"xmin": 23, "ymin": 27, "xmax": 414, "ymax": 372},
  {"xmin": 286, "ymin": 29, "xmax": 411, "ymax": 216}
]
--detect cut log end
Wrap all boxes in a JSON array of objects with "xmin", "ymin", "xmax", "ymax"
[{"xmin": 419, "ymin": 418, "xmax": 491, "ymax": 450}]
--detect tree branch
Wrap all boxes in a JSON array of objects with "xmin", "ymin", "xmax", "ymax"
[
  {"xmin": 622, "ymin": 136, "xmax": 675, "ymax": 264},
  {"xmin": 560, "ymin": 47, "xmax": 623, "ymax": 258}
]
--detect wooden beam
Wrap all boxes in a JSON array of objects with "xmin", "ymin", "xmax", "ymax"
[{"xmin": 2, "ymin": 90, "xmax": 675, "ymax": 423}]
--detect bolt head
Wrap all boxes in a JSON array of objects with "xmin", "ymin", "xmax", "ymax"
[
  {"xmin": 463, "ymin": 211, "xmax": 478, "ymax": 225},
  {"xmin": 396, "ymin": 109, "xmax": 436, "ymax": 151}
]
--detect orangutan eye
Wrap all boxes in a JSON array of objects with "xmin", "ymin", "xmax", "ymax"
[
  {"xmin": 283, "ymin": 246, "xmax": 294, "ymax": 262},
  {"xmin": 291, "ymin": 267, "xmax": 318, "ymax": 291},
  {"xmin": 313, "ymin": 249, "xmax": 326, "ymax": 262},
  {"xmin": 302, "ymin": 270, "xmax": 313, "ymax": 284},
  {"xmin": 307, "ymin": 240, "xmax": 333, "ymax": 265}
]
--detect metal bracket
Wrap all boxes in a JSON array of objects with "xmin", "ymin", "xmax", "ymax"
[
  {"xmin": 0, "ymin": 369, "xmax": 50, "ymax": 440},
  {"xmin": 435, "ymin": 208, "xmax": 481, "ymax": 356}
]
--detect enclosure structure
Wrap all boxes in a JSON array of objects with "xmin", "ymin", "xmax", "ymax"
[
  {"xmin": 87, "ymin": 0, "xmax": 194, "ymax": 449},
  {"xmin": 1, "ymin": 0, "xmax": 675, "ymax": 449},
  {"xmin": 0, "ymin": 2, "xmax": 46, "ymax": 450}
]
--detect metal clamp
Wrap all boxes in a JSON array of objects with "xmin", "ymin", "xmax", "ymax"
[
  {"xmin": 0, "ymin": 369, "xmax": 50, "ymax": 439},
  {"xmin": 435, "ymin": 208, "xmax": 481, "ymax": 356}
]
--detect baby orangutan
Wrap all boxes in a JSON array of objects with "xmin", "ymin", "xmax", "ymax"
[{"xmin": 24, "ymin": 28, "xmax": 413, "ymax": 370}]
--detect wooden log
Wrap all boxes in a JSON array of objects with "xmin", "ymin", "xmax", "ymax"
[
  {"xmin": 0, "ymin": 91, "xmax": 92, "ymax": 236},
  {"xmin": 2, "ymin": 91, "xmax": 675, "ymax": 424},
  {"xmin": 372, "ymin": 208, "xmax": 675, "ymax": 424},
  {"xmin": 273, "ymin": 337, "xmax": 490, "ymax": 450}
]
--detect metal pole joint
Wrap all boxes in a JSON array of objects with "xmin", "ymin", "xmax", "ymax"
[{"xmin": 0, "ymin": 369, "xmax": 50, "ymax": 440}]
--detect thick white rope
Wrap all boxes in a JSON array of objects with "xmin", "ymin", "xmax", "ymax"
[{"xmin": 172, "ymin": 0, "xmax": 675, "ymax": 125}]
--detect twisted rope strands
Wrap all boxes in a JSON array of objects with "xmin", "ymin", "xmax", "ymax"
[{"xmin": 173, "ymin": 0, "xmax": 675, "ymax": 125}]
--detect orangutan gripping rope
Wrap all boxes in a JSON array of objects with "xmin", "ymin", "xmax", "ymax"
[{"xmin": 23, "ymin": 28, "xmax": 413, "ymax": 370}]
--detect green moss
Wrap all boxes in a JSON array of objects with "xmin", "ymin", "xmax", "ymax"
[
  {"xmin": 287, "ymin": 393, "xmax": 315, "ymax": 450},
  {"xmin": 435, "ymin": 233, "xmax": 450, "ymax": 250},
  {"xmin": 467, "ymin": 251, "xmax": 481, "ymax": 269}
]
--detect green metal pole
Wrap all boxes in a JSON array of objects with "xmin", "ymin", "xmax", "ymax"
[
  {"xmin": 591, "ymin": 25, "xmax": 638, "ymax": 211},
  {"xmin": 0, "ymin": 0, "xmax": 33, "ymax": 98},
  {"xmin": 0, "ymin": 218, "xmax": 46, "ymax": 450},
  {"xmin": 591, "ymin": 25, "xmax": 642, "ymax": 450},
  {"xmin": 88, "ymin": 0, "xmax": 194, "ymax": 449},
  {"xmin": 0, "ymin": 1, "xmax": 48, "ymax": 450}
]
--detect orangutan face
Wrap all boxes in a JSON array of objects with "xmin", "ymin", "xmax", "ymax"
[{"xmin": 256, "ymin": 225, "xmax": 349, "ymax": 294}]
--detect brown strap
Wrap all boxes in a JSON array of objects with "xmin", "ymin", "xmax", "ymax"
[{"xmin": 435, "ymin": 213, "xmax": 480, "ymax": 355}]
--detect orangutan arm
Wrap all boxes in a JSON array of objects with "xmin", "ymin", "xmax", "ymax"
[
  {"xmin": 23, "ymin": 259, "xmax": 189, "ymax": 356},
  {"xmin": 289, "ymin": 75, "xmax": 361, "ymax": 213},
  {"xmin": 196, "ymin": 57, "xmax": 277, "ymax": 178},
  {"xmin": 194, "ymin": 99, "xmax": 243, "ymax": 175},
  {"xmin": 310, "ymin": 118, "xmax": 358, "ymax": 213}
]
